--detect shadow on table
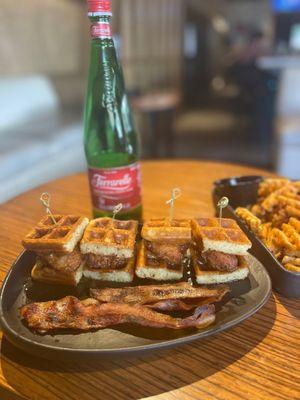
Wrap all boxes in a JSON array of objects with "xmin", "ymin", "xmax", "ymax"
[
  {"xmin": 1, "ymin": 295, "xmax": 276, "ymax": 400},
  {"xmin": 275, "ymin": 292, "xmax": 300, "ymax": 319},
  {"xmin": 0, "ymin": 386, "xmax": 27, "ymax": 400}
]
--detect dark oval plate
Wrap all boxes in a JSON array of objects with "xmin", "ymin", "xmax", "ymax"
[
  {"xmin": 0, "ymin": 250, "xmax": 271, "ymax": 360},
  {"xmin": 212, "ymin": 176, "xmax": 300, "ymax": 298}
]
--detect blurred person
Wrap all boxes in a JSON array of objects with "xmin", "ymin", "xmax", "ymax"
[{"xmin": 227, "ymin": 29, "xmax": 276, "ymax": 156}]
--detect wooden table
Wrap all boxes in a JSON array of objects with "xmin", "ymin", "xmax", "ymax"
[{"xmin": 0, "ymin": 160, "xmax": 299, "ymax": 400}]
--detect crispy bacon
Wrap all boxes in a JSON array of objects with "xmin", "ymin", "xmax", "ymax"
[
  {"xmin": 90, "ymin": 282, "xmax": 229, "ymax": 306},
  {"xmin": 20, "ymin": 296, "xmax": 216, "ymax": 333},
  {"xmin": 146, "ymin": 296, "xmax": 222, "ymax": 312}
]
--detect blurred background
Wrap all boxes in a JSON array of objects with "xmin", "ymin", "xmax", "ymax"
[{"xmin": 1, "ymin": 0, "xmax": 300, "ymax": 203}]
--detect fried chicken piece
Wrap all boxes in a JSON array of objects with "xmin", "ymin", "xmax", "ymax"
[
  {"xmin": 145, "ymin": 241, "xmax": 189, "ymax": 265},
  {"xmin": 36, "ymin": 246, "xmax": 83, "ymax": 272},
  {"xmin": 202, "ymin": 250, "xmax": 238, "ymax": 272},
  {"xmin": 86, "ymin": 254, "xmax": 127, "ymax": 269}
]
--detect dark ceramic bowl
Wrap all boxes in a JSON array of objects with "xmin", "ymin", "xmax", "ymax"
[{"xmin": 213, "ymin": 176, "xmax": 263, "ymax": 209}]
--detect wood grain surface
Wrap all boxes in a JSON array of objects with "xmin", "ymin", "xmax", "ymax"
[{"xmin": 0, "ymin": 160, "xmax": 299, "ymax": 400}]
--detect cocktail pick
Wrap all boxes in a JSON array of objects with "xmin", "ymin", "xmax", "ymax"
[
  {"xmin": 217, "ymin": 196, "xmax": 229, "ymax": 224},
  {"xmin": 112, "ymin": 203, "xmax": 123, "ymax": 220},
  {"xmin": 40, "ymin": 192, "xmax": 57, "ymax": 224},
  {"xmin": 166, "ymin": 188, "xmax": 181, "ymax": 222}
]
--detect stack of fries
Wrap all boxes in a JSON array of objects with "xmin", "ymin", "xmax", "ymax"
[{"xmin": 236, "ymin": 178, "xmax": 300, "ymax": 273}]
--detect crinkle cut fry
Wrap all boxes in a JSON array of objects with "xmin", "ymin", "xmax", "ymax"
[
  {"xmin": 260, "ymin": 185, "xmax": 299, "ymax": 213},
  {"xmin": 283, "ymin": 263, "xmax": 300, "ymax": 273},
  {"xmin": 250, "ymin": 204, "xmax": 266, "ymax": 219},
  {"xmin": 282, "ymin": 224, "xmax": 300, "ymax": 249},
  {"xmin": 289, "ymin": 217, "xmax": 300, "ymax": 233},
  {"xmin": 258, "ymin": 179, "xmax": 289, "ymax": 198},
  {"xmin": 282, "ymin": 255, "xmax": 300, "ymax": 266},
  {"xmin": 235, "ymin": 207, "xmax": 262, "ymax": 233},
  {"xmin": 293, "ymin": 181, "xmax": 300, "ymax": 189},
  {"xmin": 259, "ymin": 223, "xmax": 272, "ymax": 242},
  {"xmin": 20, "ymin": 296, "xmax": 216, "ymax": 333},
  {"xmin": 276, "ymin": 196, "xmax": 300, "ymax": 213},
  {"xmin": 286, "ymin": 206, "xmax": 300, "ymax": 219},
  {"xmin": 269, "ymin": 228, "xmax": 293, "ymax": 251},
  {"xmin": 271, "ymin": 208, "xmax": 289, "ymax": 228}
]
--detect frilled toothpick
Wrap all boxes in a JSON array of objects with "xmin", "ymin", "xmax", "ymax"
[
  {"xmin": 217, "ymin": 196, "xmax": 229, "ymax": 224},
  {"xmin": 40, "ymin": 192, "xmax": 57, "ymax": 224},
  {"xmin": 112, "ymin": 203, "xmax": 123, "ymax": 220},
  {"xmin": 166, "ymin": 188, "xmax": 181, "ymax": 222}
]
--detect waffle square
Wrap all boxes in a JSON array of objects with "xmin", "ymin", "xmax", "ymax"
[
  {"xmin": 191, "ymin": 248, "xmax": 249, "ymax": 284},
  {"xmin": 80, "ymin": 218, "xmax": 138, "ymax": 258},
  {"xmin": 31, "ymin": 260, "xmax": 84, "ymax": 286},
  {"xmin": 142, "ymin": 218, "xmax": 191, "ymax": 242},
  {"xmin": 22, "ymin": 215, "xmax": 89, "ymax": 253},
  {"xmin": 135, "ymin": 241, "xmax": 183, "ymax": 281},
  {"xmin": 83, "ymin": 257, "xmax": 135, "ymax": 282},
  {"xmin": 191, "ymin": 217, "xmax": 252, "ymax": 255}
]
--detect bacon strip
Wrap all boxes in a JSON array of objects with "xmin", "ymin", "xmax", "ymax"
[
  {"xmin": 20, "ymin": 296, "xmax": 215, "ymax": 333},
  {"xmin": 146, "ymin": 296, "xmax": 221, "ymax": 312},
  {"xmin": 90, "ymin": 282, "xmax": 229, "ymax": 306}
]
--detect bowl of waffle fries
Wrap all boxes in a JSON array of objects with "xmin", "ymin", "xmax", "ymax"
[{"xmin": 214, "ymin": 177, "xmax": 300, "ymax": 298}]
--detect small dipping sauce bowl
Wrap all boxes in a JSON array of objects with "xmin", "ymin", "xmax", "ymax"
[{"xmin": 212, "ymin": 175, "xmax": 263, "ymax": 209}]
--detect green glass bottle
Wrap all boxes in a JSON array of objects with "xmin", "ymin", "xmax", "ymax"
[{"xmin": 84, "ymin": 0, "xmax": 142, "ymax": 221}]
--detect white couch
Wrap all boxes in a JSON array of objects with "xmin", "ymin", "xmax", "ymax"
[{"xmin": 0, "ymin": 75, "xmax": 86, "ymax": 204}]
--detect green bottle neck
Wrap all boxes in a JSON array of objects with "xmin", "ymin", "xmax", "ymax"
[{"xmin": 88, "ymin": 14, "xmax": 114, "ymax": 43}]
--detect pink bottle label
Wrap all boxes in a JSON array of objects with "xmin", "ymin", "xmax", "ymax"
[
  {"xmin": 91, "ymin": 22, "xmax": 112, "ymax": 38},
  {"xmin": 88, "ymin": 162, "xmax": 142, "ymax": 211}
]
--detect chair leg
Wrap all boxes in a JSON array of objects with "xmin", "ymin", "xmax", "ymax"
[
  {"xmin": 164, "ymin": 109, "xmax": 175, "ymax": 158},
  {"xmin": 148, "ymin": 112, "xmax": 159, "ymax": 158}
]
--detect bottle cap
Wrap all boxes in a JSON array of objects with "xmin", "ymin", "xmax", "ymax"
[{"xmin": 87, "ymin": 0, "xmax": 112, "ymax": 16}]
